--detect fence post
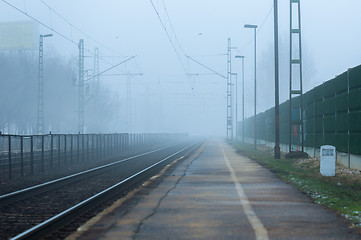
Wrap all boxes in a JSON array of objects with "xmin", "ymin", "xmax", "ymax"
[
  {"xmin": 103, "ymin": 134, "xmax": 106, "ymax": 160},
  {"xmin": 117, "ymin": 134, "xmax": 120, "ymax": 156},
  {"xmin": 41, "ymin": 135, "xmax": 44, "ymax": 174},
  {"xmin": 347, "ymin": 69, "xmax": 350, "ymax": 168},
  {"xmin": 31, "ymin": 136, "xmax": 34, "ymax": 175},
  {"xmin": 91, "ymin": 134, "xmax": 94, "ymax": 161},
  {"xmin": 8, "ymin": 135, "xmax": 11, "ymax": 179},
  {"xmin": 87, "ymin": 134, "xmax": 89, "ymax": 161},
  {"xmin": 77, "ymin": 133, "xmax": 80, "ymax": 162},
  {"xmin": 70, "ymin": 135, "xmax": 73, "ymax": 166},
  {"xmin": 21, "ymin": 136, "xmax": 24, "ymax": 177},
  {"xmin": 64, "ymin": 135, "xmax": 67, "ymax": 165},
  {"xmin": 82, "ymin": 134, "xmax": 85, "ymax": 162},
  {"xmin": 58, "ymin": 135, "xmax": 61, "ymax": 167},
  {"xmin": 108, "ymin": 134, "xmax": 110, "ymax": 158},
  {"xmin": 99, "ymin": 134, "xmax": 102, "ymax": 161},
  {"xmin": 50, "ymin": 134, "xmax": 53, "ymax": 170}
]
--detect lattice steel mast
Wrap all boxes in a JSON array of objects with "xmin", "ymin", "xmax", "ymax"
[
  {"xmin": 226, "ymin": 38, "xmax": 233, "ymax": 142},
  {"xmin": 78, "ymin": 39, "xmax": 85, "ymax": 133},
  {"xmin": 289, "ymin": 0, "xmax": 304, "ymax": 152}
]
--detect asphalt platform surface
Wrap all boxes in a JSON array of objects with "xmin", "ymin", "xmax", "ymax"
[{"xmin": 67, "ymin": 140, "xmax": 360, "ymax": 240}]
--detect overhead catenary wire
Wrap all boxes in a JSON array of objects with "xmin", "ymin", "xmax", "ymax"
[
  {"xmin": 39, "ymin": 0, "xmax": 125, "ymax": 57},
  {"xmin": 149, "ymin": 0, "xmax": 188, "ymax": 75},
  {"xmin": 239, "ymin": 5, "xmax": 274, "ymax": 52},
  {"xmin": 1, "ymin": 0, "xmax": 78, "ymax": 47},
  {"xmin": 185, "ymin": 55, "xmax": 226, "ymax": 79},
  {"xmin": 1, "ymin": 0, "xmax": 135, "ymax": 74},
  {"xmin": 84, "ymin": 56, "xmax": 137, "ymax": 82},
  {"xmin": 161, "ymin": 0, "xmax": 186, "ymax": 55}
]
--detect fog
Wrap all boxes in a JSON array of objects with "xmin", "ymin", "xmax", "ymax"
[{"xmin": 1, "ymin": 0, "xmax": 360, "ymax": 136}]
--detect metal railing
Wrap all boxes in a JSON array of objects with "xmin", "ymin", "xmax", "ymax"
[{"xmin": 0, "ymin": 133, "xmax": 187, "ymax": 179}]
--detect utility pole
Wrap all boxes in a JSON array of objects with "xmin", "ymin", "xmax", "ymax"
[
  {"xmin": 235, "ymin": 55, "xmax": 245, "ymax": 143},
  {"xmin": 126, "ymin": 73, "xmax": 132, "ymax": 132},
  {"xmin": 274, "ymin": 0, "xmax": 281, "ymax": 158},
  {"xmin": 289, "ymin": 0, "xmax": 304, "ymax": 153},
  {"xmin": 78, "ymin": 39, "xmax": 85, "ymax": 134},
  {"xmin": 226, "ymin": 38, "xmax": 233, "ymax": 142},
  {"xmin": 93, "ymin": 47, "xmax": 100, "ymax": 99},
  {"xmin": 124, "ymin": 72, "xmax": 143, "ymax": 132},
  {"xmin": 244, "ymin": 24, "xmax": 258, "ymax": 149},
  {"xmin": 37, "ymin": 34, "xmax": 52, "ymax": 135},
  {"xmin": 234, "ymin": 73, "xmax": 238, "ymax": 141},
  {"xmin": 93, "ymin": 47, "xmax": 100, "ymax": 128}
]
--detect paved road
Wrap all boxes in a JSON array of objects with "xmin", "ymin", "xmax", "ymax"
[{"xmin": 68, "ymin": 140, "xmax": 360, "ymax": 240}]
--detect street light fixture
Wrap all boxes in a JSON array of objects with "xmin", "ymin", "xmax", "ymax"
[
  {"xmin": 244, "ymin": 24, "xmax": 257, "ymax": 150},
  {"xmin": 235, "ymin": 55, "xmax": 245, "ymax": 143},
  {"xmin": 37, "ymin": 33, "xmax": 53, "ymax": 135}
]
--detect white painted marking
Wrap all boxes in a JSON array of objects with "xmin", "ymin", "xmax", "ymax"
[{"xmin": 220, "ymin": 143, "xmax": 269, "ymax": 240}]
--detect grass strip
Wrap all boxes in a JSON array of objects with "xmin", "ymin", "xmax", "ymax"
[{"xmin": 233, "ymin": 142, "xmax": 361, "ymax": 229}]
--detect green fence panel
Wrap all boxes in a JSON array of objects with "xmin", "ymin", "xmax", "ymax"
[
  {"xmin": 304, "ymin": 133, "xmax": 315, "ymax": 147},
  {"xmin": 324, "ymin": 115, "xmax": 335, "ymax": 132},
  {"xmin": 304, "ymin": 104, "xmax": 314, "ymax": 119},
  {"xmin": 314, "ymin": 117, "xmax": 323, "ymax": 133},
  {"xmin": 333, "ymin": 72, "xmax": 348, "ymax": 94},
  {"xmin": 303, "ymin": 90, "xmax": 314, "ymax": 106},
  {"xmin": 305, "ymin": 117, "xmax": 315, "ymax": 133},
  {"xmin": 336, "ymin": 133, "xmax": 348, "ymax": 152},
  {"xmin": 313, "ymin": 85, "xmax": 324, "ymax": 101},
  {"xmin": 323, "ymin": 97, "xmax": 335, "ymax": 115},
  {"xmin": 324, "ymin": 133, "xmax": 336, "ymax": 146},
  {"xmin": 315, "ymin": 134, "xmax": 324, "ymax": 148},
  {"xmin": 335, "ymin": 92, "xmax": 348, "ymax": 113},
  {"xmin": 314, "ymin": 100, "xmax": 323, "ymax": 117},
  {"xmin": 349, "ymin": 65, "xmax": 361, "ymax": 89},
  {"xmin": 349, "ymin": 111, "xmax": 361, "ymax": 132},
  {"xmin": 348, "ymin": 88, "xmax": 361, "ymax": 110},
  {"xmin": 350, "ymin": 133, "xmax": 361, "ymax": 155},
  {"xmin": 336, "ymin": 113, "xmax": 348, "ymax": 132},
  {"xmin": 247, "ymin": 65, "xmax": 361, "ymax": 154},
  {"xmin": 323, "ymin": 79, "xmax": 337, "ymax": 98}
]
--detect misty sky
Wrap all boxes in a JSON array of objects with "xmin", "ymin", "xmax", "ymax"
[{"xmin": 1, "ymin": 0, "xmax": 360, "ymax": 136}]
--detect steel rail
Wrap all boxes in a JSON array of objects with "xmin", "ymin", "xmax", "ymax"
[
  {"xmin": 11, "ymin": 141, "xmax": 202, "ymax": 240},
  {"xmin": 0, "ymin": 143, "xmax": 181, "ymax": 205}
]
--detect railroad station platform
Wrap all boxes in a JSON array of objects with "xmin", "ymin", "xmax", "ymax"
[{"xmin": 67, "ymin": 140, "xmax": 359, "ymax": 240}]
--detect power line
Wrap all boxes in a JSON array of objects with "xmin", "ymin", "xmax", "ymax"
[
  {"xmin": 161, "ymin": 0, "xmax": 186, "ymax": 55},
  {"xmin": 185, "ymin": 55, "xmax": 226, "ymax": 79},
  {"xmin": 149, "ymin": 0, "xmax": 187, "ymax": 75},
  {"xmin": 39, "ymin": 0, "xmax": 124, "ymax": 57},
  {"xmin": 1, "ymin": 0, "xmax": 133, "ymax": 74},
  {"xmin": 84, "ymin": 56, "xmax": 137, "ymax": 82},
  {"xmin": 1, "ymin": 0, "xmax": 78, "ymax": 46},
  {"xmin": 239, "ymin": 5, "xmax": 274, "ymax": 52}
]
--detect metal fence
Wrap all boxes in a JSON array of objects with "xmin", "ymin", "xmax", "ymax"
[
  {"xmin": 0, "ymin": 133, "xmax": 187, "ymax": 179},
  {"xmin": 240, "ymin": 64, "xmax": 361, "ymax": 155}
]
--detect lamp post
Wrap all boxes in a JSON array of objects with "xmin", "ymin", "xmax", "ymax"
[
  {"xmin": 231, "ymin": 73, "xmax": 238, "ymax": 141},
  {"xmin": 37, "ymin": 33, "xmax": 53, "ymax": 135},
  {"xmin": 274, "ymin": 0, "xmax": 281, "ymax": 159},
  {"xmin": 235, "ymin": 55, "xmax": 245, "ymax": 143},
  {"xmin": 244, "ymin": 24, "xmax": 257, "ymax": 149}
]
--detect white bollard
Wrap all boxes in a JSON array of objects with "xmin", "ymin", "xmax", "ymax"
[{"xmin": 320, "ymin": 145, "xmax": 336, "ymax": 176}]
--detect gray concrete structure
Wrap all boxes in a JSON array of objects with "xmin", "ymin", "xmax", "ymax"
[{"xmin": 68, "ymin": 140, "xmax": 360, "ymax": 240}]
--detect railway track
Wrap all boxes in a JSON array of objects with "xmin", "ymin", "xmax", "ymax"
[{"xmin": 0, "ymin": 140, "xmax": 202, "ymax": 239}]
